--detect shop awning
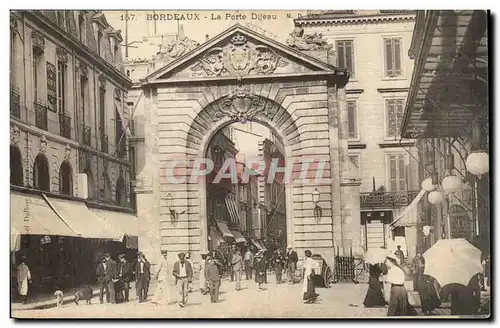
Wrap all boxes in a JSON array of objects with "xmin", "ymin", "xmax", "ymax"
[
  {"xmin": 230, "ymin": 230, "xmax": 246, "ymax": 243},
  {"xmin": 210, "ymin": 227, "xmax": 225, "ymax": 244},
  {"xmin": 45, "ymin": 197, "xmax": 117, "ymax": 239},
  {"xmin": 390, "ymin": 189, "xmax": 426, "ymax": 228},
  {"xmin": 11, "ymin": 226, "xmax": 21, "ymax": 252},
  {"xmin": 216, "ymin": 220, "xmax": 234, "ymax": 238},
  {"xmin": 90, "ymin": 208, "xmax": 138, "ymax": 241},
  {"xmin": 10, "ymin": 192, "xmax": 78, "ymax": 238},
  {"xmin": 250, "ymin": 238, "xmax": 263, "ymax": 250},
  {"xmin": 225, "ymin": 194, "xmax": 241, "ymax": 226}
]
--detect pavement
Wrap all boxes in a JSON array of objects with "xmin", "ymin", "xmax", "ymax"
[{"xmin": 10, "ymin": 277, "xmax": 463, "ymax": 319}]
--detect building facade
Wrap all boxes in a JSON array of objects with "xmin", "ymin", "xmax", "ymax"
[
  {"xmin": 10, "ymin": 10, "xmax": 134, "ymax": 296},
  {"xmin": 296, "ymin": 10, "xmax": 421, "ymax": 257}
]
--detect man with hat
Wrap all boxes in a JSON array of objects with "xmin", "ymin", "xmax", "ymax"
[
  {"xmin": 96, "ymin": 253, "xmax": 118, "ymax": 304},
  {"xmin": 172, "ymin": 252, "xmax": 193, "ymax": 307},
  {"xmin": 135, "ymin": 252, "xmax": 151, "ymax": 303},
  {"xmin": 152, "ymin": 251, "xmax": 170, "ymax": 306},
  {"xmin": 285, "ymin": 245, "xmax": 298, "ymax": 284},
  {"xmin": 117, "ymin": 254, "xmax": 133, "ymax": 303},
  {"xmin": 205, "ymin": 253, "xmax": 221, "ymax": 303}
]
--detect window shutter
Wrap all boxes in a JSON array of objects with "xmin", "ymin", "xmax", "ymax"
[
  {"xmin": 346, "ymin": 41, "xmax": 354, "ymax": 77},
  {"xmin": 386, "ymin": 99, "xmax": 395, "ymax": 137},
  {"xmin": 394, "ymin": 38, "xmax": 402, "ymax": 74},
  {"xmin": 347, "ymin": 101, "xmax": 357, "ymax": 138},
  {"xmin": 398, "ymin": 155, "xmax": 406, "ymax": 191},
  {"xmin": 336, "ymin": 41, "xmax": 345, "ymax": 69},
  {"xmin": 389, "ymin": 155, "xmax": 398, "ymax": 191},
  {"xmin": 385, "ymin": 39, "xmax": 393, "ymax": 76}
]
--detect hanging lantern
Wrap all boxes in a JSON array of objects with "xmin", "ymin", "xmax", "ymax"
[
  {"xmin": 422, "ymin": 225, "xmax": 433, "ymax": 237},
  {"xmin": 428, "ymin": 190, "xmax": 444, "ymax": 205},
  {"xmin": 442, "ymin": 175, "xmax": 462, "ymax": 195},
  {"xmin": 466, "ymin": 151, "xmax": 489, "ymax": 177},
  {"xmin": 421, "ymin": 177, "xmax": 438, "ymax": 192}
]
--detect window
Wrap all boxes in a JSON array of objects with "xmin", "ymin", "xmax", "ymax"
[
  {"xmin": 384, "ymin": 38, "xmax": 403, "ymax": 77},
  {"xmin": 388, "ymin": 154, "xmax": 406, "ymax": 191},
  {"xmin": 347, "ymin": 100, "xmax": 357, "ymax": 139},
  {"xmin": 386, "ymin": 98, "xmax": 405, "ymax": 138},
  {"xmin": 336, "ymin": 40, "xmax": 355, "ymax": 78},
  {"xmin": 10, "ymin": 146, "xmax": 23, "ymax": 186},
  {"xmin": 97, "ymin": 31, "xmax": 102, "ymax": 56},
  {"xmin": 57, "ymin": 60, "xmax": 67, "ymax": 113},
  {"xmin": 99, "ymin": 87, "xmax": 105, "ymax": 136},
  {"xmin": 78, "ymin": 14, "xmax": 85, "ymax": 42},
  {"xmin": 33, "ymin": 153, "xmax": 50, "ymax": 191},
  {"xmin": 32, "ymin": 47, "xmax": 40, "ymax": 101},
  {"xmin": 115, "ymin": 176, "xmax": 126, "ymax": 206},
  {"xmin": 84, "ymin": 169, "xmax": 95, "ymax": 200},
  {"xmin": 10, "ymin": 30, "xmax": 15, "ymax": 86},
  {"xmin": 59, "ymin": 161, "xmax": 72, "ymax": 195},
  {"xmin": 80, "ymin": 75, "xmax": 87, "ymax": 123},
  {"xmin": 113, "ymin": 44, "xmax": 119, "ymax": 64},
  {"xmin": 348, "ymin": 154, "xmax": 360, "ymax": 180}
]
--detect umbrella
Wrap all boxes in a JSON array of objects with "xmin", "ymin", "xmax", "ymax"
[
  {"xmin": 422, "ymin": 238, "xmax": 482, "ymax": 287},
  {"xmin": 364, "ymin": 247, "xmax": 391, "ymax": 265}
]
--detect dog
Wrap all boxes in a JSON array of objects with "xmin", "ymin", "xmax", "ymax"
[
  {"xmin": 74, "ymin": 286, "xmax": 93, "ymax": 305},
  {"xmin": 54, "ymin": 290, "xmax": 64, "ymax": 307}
]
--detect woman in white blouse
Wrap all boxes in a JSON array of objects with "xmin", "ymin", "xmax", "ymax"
[
  {"xmin": 385, "ymin": 255, "xmax": 413, "ymax": 316},
  {"xmin": 302, "ymin": 250, "xmax": 319, "ymax": 303}
]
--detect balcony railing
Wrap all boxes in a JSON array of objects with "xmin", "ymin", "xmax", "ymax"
[
  {"xmin": 35, "ymin": 101, "xmax": 48, "ymax": 131},
  {"xmin": 59, "ymin": 113, "xmax": 71, "ymax": 139},
  {"xmin": 101, "ymin": 134, "xmax": 109, "ymax": 154},
  {"xmin": 360, "ymin": 190, "xmax": 420, "ymax": 209},
  {"xmin": 10, "ymin": 86, "xmax": 20, "ymax": 119},
  {"xmin": 83, "ymin": 125, "xmax": 91, "ymax": 146}
]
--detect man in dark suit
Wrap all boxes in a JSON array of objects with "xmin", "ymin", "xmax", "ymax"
[
  {"xmin": 135, "ymin": 252, "xmax": 150, "ymax": 303},
  {"xmin": 205, "ymin": 254, "xmax": 221, "ymax": 303},
  {"xmin": 117, "ymin": 254, "xmax": 133, "ymax": 303},
  {"xmin": 285, "ymin": 245, "xmax": 298, "ymax": 284},
  {"xmin": 96, "ymin": 253, "xmax": 118, "ymax": 304}
]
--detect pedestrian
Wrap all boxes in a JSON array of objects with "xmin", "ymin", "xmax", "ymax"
[
  {"xmin": 135, "ymin": 252, "xmax": 151, "ymax": 303},
  {"xmin": 152, "ymin": 251, "xmax": 170, "ymax": 306},
  {"xmin": 185, "ymin": 252, "xmax": 193, "ymax": 293},
  {"xmin": 232, "ymin": 250, "xmax": 243, "ymax": 291},
  {"xmin": 418, "ymin": 275, "xmax": 441, "ymax": 315},
  {"xmin": 394, "ymin": 245, "xmax": 405, "ymax": 265},
  {"xmin": 17, "ymin": 257, "xmax": 31, "ymax": 304},
  {"xmin": 205, "ymin": 254, "xmax": 221, "ymax": 303},
  {"xmin": 285, "ymin": 245, "xmax": 298, "ymax": 284},
  {"xmin": 117, "ymin": 254, "xmax": 133, "ymax": 303},
  {"xmin": 172, "ymin": 252, "xmax": 193, "ymax": 307},
  {"xmin": 363, "ymin": 264, "xmax": 387, "ymax": 307},
  {"xmin": 385, "ymin": 255, "xmax": 413, "ymax": 316},
  {"xmin": 302, "ymin": 250, "xmax": 319, "ymax": 304},
  {"xmin": 442, "ymin": 274, "xmax": 481, "ymax": 315},
  {"xmin": 244, "ymin": 247, "xmax": 254, "ymax": 280},
  {"xmin": 254, "ymin": 250, "xmax": 267, "ymax": 290},
  {"xmin": 412, "ymin": 253, "xmax": 425, "ymax": 292},
  {"xmin": 199, "ymin": 253, "xmax": 208, "ymax": 295},
  {"xmin": 96, "ymin": 253, "xmax": 117, "ymax": 304},
  {"xmin": 273, "ymin": 249, "xmax": 285, "ymax": 284},
  {"xmin": 228, "ymin": 245, "xmax": 236, "ymax": 281}
]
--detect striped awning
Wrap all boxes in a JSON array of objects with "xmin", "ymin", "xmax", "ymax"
[
  {"xmin": 250, "ymin": 238, "xmax": 263, "ymax": 250},
  {"xmin": 225, "ymin": 194, "xmax": 241, "ymax": 226},
  {"xmin": 390, "ymin": 189, "xmax": 426, "ymax": 228},
  {"xmin": 230, "ymin": 230, "xmax": 246, "ymax": 243},
  {"xmin": 215, "ymin": 220, "xmax": 234, "ymax": 238}
]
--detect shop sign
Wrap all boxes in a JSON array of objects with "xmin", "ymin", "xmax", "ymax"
[{"xmin": 360, "ymin": 191, "xmax": 416, "ymax": 208}]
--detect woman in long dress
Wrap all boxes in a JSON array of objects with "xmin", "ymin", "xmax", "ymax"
[
  {"xmin": 302, "ymin": 250, "xmax": 319, "ymax": 303},
  {"xmin": 17, "ymin": 258, "xmax": 31, "ymax": 304},
  {"xmin": 385, "ymin": 256, "xmax": 413, "ymax": 316},
  {"xmin": 254, "ymin": 251, "xmax": 266, "ymax": 290},
  {"xmin": 363, "ymin": 264, "xmax": 387, "ymax": 307}
]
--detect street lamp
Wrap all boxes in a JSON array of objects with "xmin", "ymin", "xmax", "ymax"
[
  {"xmin": 442, "ymin": 175, "xmax": 462, "ymax": 195},
  {"xmin": 312, "ymin": 188, "xmax": 322, "ymax": 219},
  {"xmin": 466, "ymin": 151, "xmax": 489, "ymax": 178},
  {"xmin": 428, "ymin": 190, "xmax": 444, "ymax": 205}
]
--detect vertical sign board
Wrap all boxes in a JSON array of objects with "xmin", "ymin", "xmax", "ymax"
[{"xmin": 46, "ymin": 62, "xmax": 57, "ymax": 111}]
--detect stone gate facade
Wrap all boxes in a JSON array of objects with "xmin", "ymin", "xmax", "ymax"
[{"xmin": 134, "ymin": 25, "xmax": 362, "ymax": 266}]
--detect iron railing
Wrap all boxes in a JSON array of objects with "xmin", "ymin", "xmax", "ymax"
[
  {"xmin": 59, "ymin": 113, "xmax": 71, "ymax": 139},
  {"xmin": 10, "ymin": 86, "xmax": 20, "ymax": 119},
  {"xmin": 34, "ymin": 101, "xmax": 48, "ymax": 131},
  {"xmin": 83, "ymin": 125, "xmax": 91, "ymax": 146}
]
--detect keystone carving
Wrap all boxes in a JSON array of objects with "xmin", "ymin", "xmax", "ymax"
[
  {"xmin": 56, "ymin": 47, "xmax": 69, "ymax": 63},
  {"xmin": 286, "ymin": 27, "xmax": 333, "ymax": 51},
  {"xmin": 39, "ymin": 135, "xmax": 48, "ymax": 154},
  {"xmin": 10, "ymin": 125, "xmax": 20, "ymax": 146},
  {"xmin": 32, "ymin": 31, "xmax": 45, "ymax": 53},
  {"xmin": 64, "ymin": 144, "xmax": 71, "ymax": 161},
  {"xmin": 191, "ymin": 33, "xmax": 288, "ymax": 78},
  {"xmin": 212, "ymin": 85, "xmax": 279, "ymax": 123}
]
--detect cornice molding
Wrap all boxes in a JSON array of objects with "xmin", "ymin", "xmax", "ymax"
[
  {"xmin": 377, "ymin": 87, "xmax": 410, "ymax": 93},
  {"xmin": 295, "ymin": 14, "xmax": 416, "ymax": 26}
]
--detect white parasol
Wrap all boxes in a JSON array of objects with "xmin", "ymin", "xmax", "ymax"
[
  {"xmin": 422, "ymin": 238, "xmax": 483, "ymax": 287},
  {"xmin": 364, "ymin": 247, "xmax": 391, "ymax": 265}
]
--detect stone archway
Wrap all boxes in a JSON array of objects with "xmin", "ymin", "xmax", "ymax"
[{"xmin": 135, "ymin": 25, "xmax": 358, "ymax": 265}]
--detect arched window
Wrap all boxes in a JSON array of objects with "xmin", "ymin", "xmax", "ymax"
[
  {"xmin": 100, "ymin": 173, "xmax": 112, "ymax": 202},
  {"xmin": 10, "ymin": 146, "xmax": 23, "ymax": 186},
  {"xmin": 83, "ymin": 169, "xmax": 95, "ymax": 200},
  {"xmin": 115, "ymin": 176, "xmax": 127, "ymax": 206},
  {"xmin": 59, "ymin": 161, "xmax": 72, "ymax": 195},
  {"xmin": 33, "ymin": 153, "xmax": 50, "ymax": 191}
]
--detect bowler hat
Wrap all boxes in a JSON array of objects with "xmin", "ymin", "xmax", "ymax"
[
  {"xmin": 118, "ymin": 254, "xmax": 126, "ymax": 259},
  {"xmin": 178, "ymin": 252, "xmax": 186, "ymax": 258},
  {"xmin": 104, "ymin": 252, "xmax": 111, "ymax": 257}
]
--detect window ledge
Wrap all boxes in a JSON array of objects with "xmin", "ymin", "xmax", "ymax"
[
  {"xmin": 381, "ymin": 76, "xmax": 407, "ymax": 82},
  {"xmin": 379, "ymin": 140, "xmax": 415, "ymax": 148},
  {"xmin": 348, "ymin": 142, "xmax": 367, "ymax": 149}
]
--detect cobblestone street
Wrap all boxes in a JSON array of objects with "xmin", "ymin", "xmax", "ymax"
[{"xmin": 12, "ymin": 278, "xmax": 391, "ymax": 319}]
